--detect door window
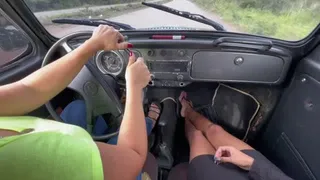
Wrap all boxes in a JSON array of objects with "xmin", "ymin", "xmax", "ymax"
[{"xmin": 0, "ymin": 10, "xmax": 30, "ymax": 67}]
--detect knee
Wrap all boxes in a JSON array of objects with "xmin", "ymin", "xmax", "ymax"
[
  {"xmin": 65, "ymin": 100, "xmax": 86, "ymax": 111},
  {"xmin": 205, "ymin": 124, "xmax": 224, "ymax": 137}
]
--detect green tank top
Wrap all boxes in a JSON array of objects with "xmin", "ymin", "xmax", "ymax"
[{"xmin": 0, "ymin": 116, "xmax": 104, "ymax": 180}]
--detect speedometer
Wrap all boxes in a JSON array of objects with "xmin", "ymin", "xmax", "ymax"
[{"xmin": 96, "ymin": 51, "xmax": 124, "ymax": 76}]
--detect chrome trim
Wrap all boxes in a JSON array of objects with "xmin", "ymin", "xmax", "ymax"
[{"xmin": 95, "ymin": 50, "xmax": 124, "ymax": 76}]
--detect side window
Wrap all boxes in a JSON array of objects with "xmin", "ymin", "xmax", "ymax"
[{"xmin": 0, "ymin": 10, "xmax": 30, "ymax": 67}]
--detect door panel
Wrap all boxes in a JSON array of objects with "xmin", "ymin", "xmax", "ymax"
[
  {"xmin": 261, "ymin": 44, "xmax": 320, "ymax": 180},
  {"xmin": 0, "ymin": 1, "xmax": 49, "ymax": 117}
]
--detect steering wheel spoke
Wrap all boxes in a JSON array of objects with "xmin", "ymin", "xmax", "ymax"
[
  {"xmin": 68, "ymin": 65, "xmax": 122, "ymax": 116},
  {"xmin": 61, "ymin": 41, "xmax": 72, "ymax": 53}
]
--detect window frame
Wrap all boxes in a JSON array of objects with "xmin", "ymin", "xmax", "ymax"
[{"xmin": 0, "ymin": 7, "xmax": 34, "ymax": 72}]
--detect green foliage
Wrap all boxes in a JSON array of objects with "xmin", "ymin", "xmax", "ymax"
[{"xmin": 193, "ymin": 0, "xmax": 320, "ymax": 40}]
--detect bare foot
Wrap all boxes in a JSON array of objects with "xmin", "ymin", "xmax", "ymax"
[
  {"xmin": 179, "ymin": 91, "xmax": 193, "ymax": 118},
  {"xmin": 148, "ymin": 103, "xmax": 161, "ymax": 128}
]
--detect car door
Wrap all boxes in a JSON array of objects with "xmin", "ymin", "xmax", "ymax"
[
  {"xmin": 0, "ymin": 1, "xmax": 49, "ymax": 117},
  {"xmin": 260, "ymin": 26, "xmax": 320, "ymax": 180}
]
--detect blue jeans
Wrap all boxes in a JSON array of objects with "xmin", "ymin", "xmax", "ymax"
[
  {"xmin": 60, "ymin": 100, "xmax": 153, "ymax": 180},
  {"xmin": 60, "ymin": 100, "xmax": 154, "ymax": 144}
]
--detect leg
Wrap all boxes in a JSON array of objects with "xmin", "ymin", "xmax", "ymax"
[
  {"xmin": 61, "ymin": 100, "xmax": 108, "ymax": 136},
  {"xmin": 107, "ymin": 102, "xmax": 161, "ymax": 145},
  {"xmin": 180, "ymin": 92, "xmax": 253, "ymax": 151},
  {"xmin": 205, "ymin": 124, "xmax": 253, "ymax": 150},
  {"xmin": 185, "ymin": 119, "xmax": 215, "ymax": 161},
  {"xmin": 61, "ymin": 100, "xmax": 87, "ymax": 129},
  {"xmin": 167, "ymin": 163, "xmax": 188, "ymax": 180},
  {"xmin": 179, "ymin": 92, "xmax": 212, "ymax": 132}
]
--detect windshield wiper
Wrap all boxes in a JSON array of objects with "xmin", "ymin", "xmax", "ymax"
[
  {"xmin": 142, "ymin": 2, "xmax": 226, "ymax": 31},
  {"xmin": 52, "ymin": 18, "xmax": 135, "ymax": 30}
]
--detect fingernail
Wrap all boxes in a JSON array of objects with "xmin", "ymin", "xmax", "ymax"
[
  {"xmin": 129, "ymin": 51, "xmax": 133, "ymax": 57},
  {"xmin": 127, "ymin": 43, "xmax": 133, "ymax": 48}
]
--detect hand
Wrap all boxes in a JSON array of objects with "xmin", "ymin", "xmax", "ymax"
[
  {"xmin": 89, "ymin": 25, "xmax": 131, "ymax": 51},
  {"xmin": 125, "ymin": 53, "xmax": 150, "ymax": 90},
  {"xmin": 215, "ymin": 146, "xmax": 254, "ymax": 171}
]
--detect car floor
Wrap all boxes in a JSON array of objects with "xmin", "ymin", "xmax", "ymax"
[
  {"xmin": 146, "ymin": 82, "xmax": 281, "ymax": 168},
  {"xmin": 146, "ymin": 83, "xmax": 219, "ymax": 165}
]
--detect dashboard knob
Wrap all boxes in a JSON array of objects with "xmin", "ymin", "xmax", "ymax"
[
  {"xmin": 177, "ymin": 74, "xmax": 184, "ymax": 81},
  {"xmin": 160, "ymin": 50, "xmax": 167, "ymax": 57},
  {"xmin": 178, "ymin": 50, "xmax": 186, "ymax": 57},
  {"xmin": 147, "ymin": 50, "xmax": 155, "ymax": 57},
  {"xmin": 234, "ymin": 57, "xmax": 244, "ymax": 65}
]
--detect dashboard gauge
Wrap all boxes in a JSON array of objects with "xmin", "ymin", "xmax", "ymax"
[{"xmin": 96, "ymin": 51, "xmax": 124, "ymax": 76}]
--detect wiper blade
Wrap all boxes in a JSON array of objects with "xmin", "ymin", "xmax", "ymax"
[
  {"xmin": 52, "ymin": 18, "xmax": 135, "ymax": 30},
  {"xmin": 142, "ymin": 2, "xmax": 226, "ymax": 31}
]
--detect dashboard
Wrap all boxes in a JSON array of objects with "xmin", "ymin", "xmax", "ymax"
[{"xmin": 70, "ymin": 34, "xmax": 292, "ymax": 87}]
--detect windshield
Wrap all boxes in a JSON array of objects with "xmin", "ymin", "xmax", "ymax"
[{"xmin": 24, "ymin": 0, "xmax": 319, "ymax": 41}]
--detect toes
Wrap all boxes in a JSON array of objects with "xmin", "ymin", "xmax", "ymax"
[
  {"xmin": 179, "ymin": 91, "xmax": 187, "ymax": 103},
  {"xmin": 148, "ymin": 103, "xmax": 160, "ymax": 120}
]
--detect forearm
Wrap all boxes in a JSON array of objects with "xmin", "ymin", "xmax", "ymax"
[
  {"xmin": 249, "ymin": 159, "xmax": 293, "ymax": 180},
  {"xmin": 117, "ymin": 86, "xmax": 147, "ymax": 160},
  {"xmin": 0, "ymin": 39, "xmax": 99, "ymax": 116}
]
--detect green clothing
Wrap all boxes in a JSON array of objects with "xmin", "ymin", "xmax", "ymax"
[{"xmin": 0, "ymin": 116, "xmax": 103, "ymax": 180}]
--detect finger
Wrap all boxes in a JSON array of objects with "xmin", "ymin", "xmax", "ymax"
[
  {"xmin": 215, "ymin": 146, "xmax": 231, "ymax": 158},
  {"xmin": 117, "ymin": 42, "xmax": 130, "ymax": 49},
  {"xmin": 136, "ymin": 57, "xmax": 145, "ymax": 63},
  {"xmin": 93, "ymin": 25, "xmax": 101, "ymax": 33},
  {"xmin": 117, "ymin": 32, "xmax": 125, "ymax": 42},
  {"xmin": 215, "ymin": 148, "xmax": 223, "ymax": 158},
  {"xmin": 220, "ymin": 157, "xmax": 232, "ymax": 163},
  {"xmin": 127, "ymin": 52, "xmax": 136, "ymax": 67}
]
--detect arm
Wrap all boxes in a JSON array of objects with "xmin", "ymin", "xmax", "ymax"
[
  {"xmin": 249, "ymin": 157, "xmax": 293, "ymax": 180},
  {"xmin": 215, "ymin": 146, "xmax": 293, "ymax": 180},
  {"xmin": 0, "ymin": 25, "xmax": 129, "ymax": 116},
  {"xmin": 98, "ymin": 54, "xmax": 151, "ymax": 180}
]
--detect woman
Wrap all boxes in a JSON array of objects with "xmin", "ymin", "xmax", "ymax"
[
  {"xmin": 168, "ymin": 91, "xmax": 293, "ymax": 180},
  {"xmin": 0, "ymin": 25, "xmax": 153, "ymax": 180}
]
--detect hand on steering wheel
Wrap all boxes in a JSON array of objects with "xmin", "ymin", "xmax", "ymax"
[{"xmin": 89, "ymin": 25, "xmax": 133, "ymax": 51}]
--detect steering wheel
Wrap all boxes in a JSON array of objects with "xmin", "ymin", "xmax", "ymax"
[{"xmin": 42, "ymin": 32, "xmax": 123, "ymax": 140}]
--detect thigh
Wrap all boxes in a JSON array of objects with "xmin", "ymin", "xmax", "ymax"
[
  {"xmin": 205, "ymin": 124, "xmax": 253, "ymax": 151},
  {"xmin": 168, "ymin": 163, "xmax": 188, "ymax": 180},
  {"xmin": 188, "ymin": 155, "xmax": 250, "ymax": 180},
  {"xmin": 142, "ymin": 153, "xmax": 158, "ymax": 180},
  {"xmin": 189, "ymin": 130, "xmax": 216, "ymax": 161}
]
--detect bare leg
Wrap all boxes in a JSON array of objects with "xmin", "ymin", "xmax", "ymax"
[
  {"xmin": 204, "ymin": 124, "xmax": 253, "ymax": 150},
  {"xmin": 180, "ymin": 91, "xmax": 253, "ymax": 151},
  {"xmin": 185, "ymin": 119, "xmax": 216, "ymax": 162}
]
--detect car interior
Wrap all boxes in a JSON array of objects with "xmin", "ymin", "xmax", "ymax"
[{"xmin": 0, "ymin": 0, "xmax": 320, "ymax": 180}]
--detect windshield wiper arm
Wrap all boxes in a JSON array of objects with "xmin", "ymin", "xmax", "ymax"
[
  {"xmin": 52, "ymin": 18, "xmax": 135, "ymax": 30},
  {"xmin": 142, "ymin": 2, "xmax": 226, "ymax": 31}
]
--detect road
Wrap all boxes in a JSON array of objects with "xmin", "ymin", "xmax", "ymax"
[
  {"xmin": 34, "ymin": 0, "xmax": 162, "ymax": 19},
  {"xmin": 44, "ymin": 0, "xmax": 238, "ymax": 37}
]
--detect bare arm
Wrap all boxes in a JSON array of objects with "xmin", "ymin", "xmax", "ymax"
[
  {"xmin": 99, "ymin": 54, "xmax": 151, "ymax": 180},
  {"xmin": 0, "ymin": 25, "xmax": 129, "ymax": 116}
]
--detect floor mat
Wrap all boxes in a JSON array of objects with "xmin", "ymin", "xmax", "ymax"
[{"xmin": 212, "ymin": 84, "xmax": 260, "ymax": 140}]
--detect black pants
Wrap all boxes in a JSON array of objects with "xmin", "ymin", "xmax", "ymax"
[{"xmin": 168, "ymin": 150, "xmax": 265, "ymax": 180}]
